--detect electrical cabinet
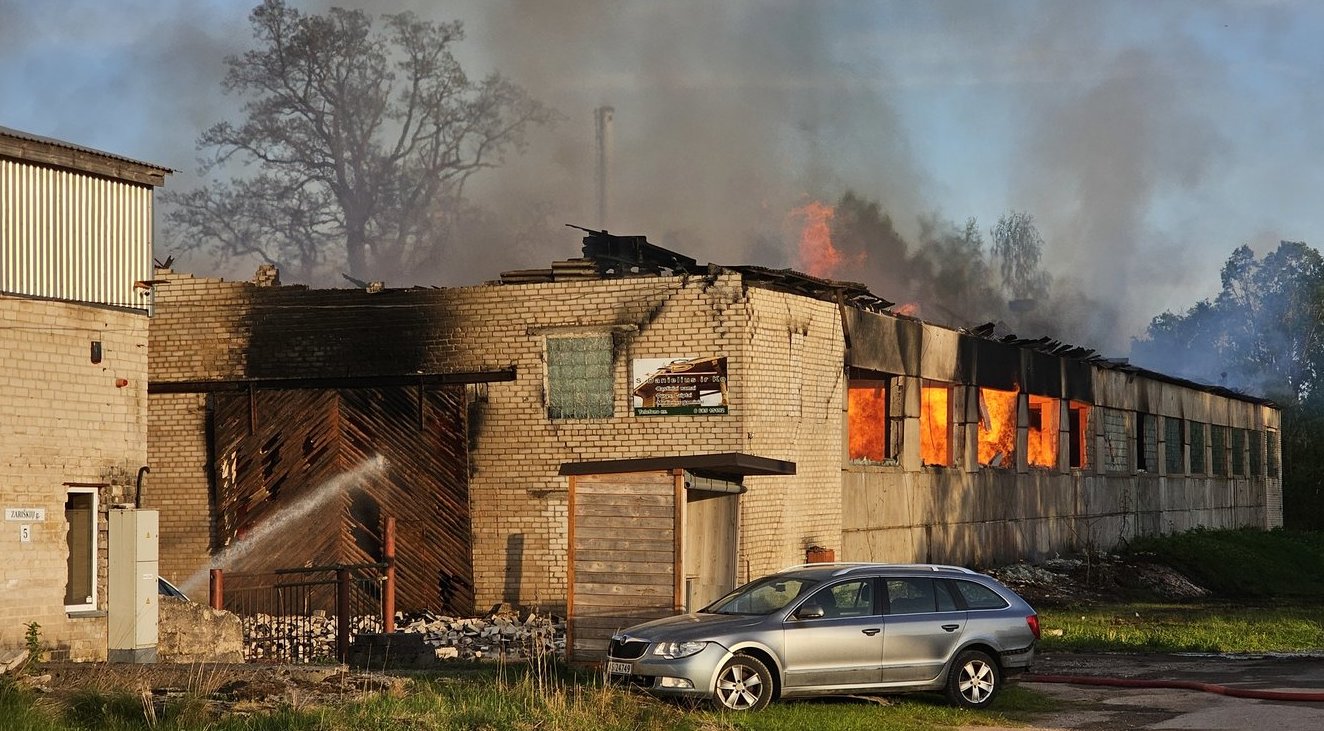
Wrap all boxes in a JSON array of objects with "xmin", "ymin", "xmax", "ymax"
[{"xmin": 108, "ymin": 509, "xmax": 158, "ymax": 663}]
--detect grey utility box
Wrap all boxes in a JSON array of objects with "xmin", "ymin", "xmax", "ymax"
[{"xmin": 108, "ymin": 509, "xmax": 159, "ymax": 663}]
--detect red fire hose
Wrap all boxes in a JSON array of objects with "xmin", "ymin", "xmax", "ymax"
[{"xmin": 1024, "ymin": 673, "xmax": 1324, "ymax": 702}]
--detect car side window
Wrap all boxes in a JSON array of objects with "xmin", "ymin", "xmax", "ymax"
[
  {"xmin": 885, "ymin": 577, "xmax": 940, "ymax": 614},
  {"xmin": 950, "ymin": 579, "xmax": 1010, "ymax": 610},
  {"xmin": 804, "ymin": 579, "xmax": 874, "ymax": 619},
  {"xmin": 935, "ymin": 580, "xmax": 958, "ymax": 612}
]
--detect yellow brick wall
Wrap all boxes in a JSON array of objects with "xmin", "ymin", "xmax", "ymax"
[
  {"xmin": 148, "ymin": 270, "xmax": 857, "ymax": 611},
  {"xmin": 1, "ymin": 295, "xmax": 147, "ymax": 660}
]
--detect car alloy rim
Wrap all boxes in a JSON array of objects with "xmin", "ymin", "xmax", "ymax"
[
  {"xmin": 958, "ymin": 659, "xmax": 995, "ymax": 703},
  {"xmin": 716, "ymin": 664, "xmax": 763, "ymax": 709}
]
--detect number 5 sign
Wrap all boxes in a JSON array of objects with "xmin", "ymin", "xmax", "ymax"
[{"xmin": 20, "ymin": 525, "xmax": 31, "ymax": 543}]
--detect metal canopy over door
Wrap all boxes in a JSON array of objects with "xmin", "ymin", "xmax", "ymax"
[{"xmin": 568, "ymin": 470, "xmax": 681, "ymax": 660}]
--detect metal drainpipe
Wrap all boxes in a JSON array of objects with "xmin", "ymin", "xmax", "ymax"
[{"xmin": 135, "ymin": 466, "xmax": 150, "ymax": 508}]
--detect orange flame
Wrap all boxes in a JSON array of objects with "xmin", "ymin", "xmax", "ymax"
[
  {"xmin": 1027, "ymin": 395, "xmax": 1060, "ymax": 468},
  {"xmin": 848, "ymin": 380, "xmax": 888, "ymax": 462},
  {"xmin": 978, "ymin": 387, "xmax": 1018, "ymax": 467},
  {"xmin": 792, "ymin": 201, "xmax": 846, "ymax": 279},
  {"xmin": 921, "ymin": 385, "xmax": 949, "ymax": 465},
  {"xmin": 895, "ymin": 303, "xmax": 921, "ymax": 317}
]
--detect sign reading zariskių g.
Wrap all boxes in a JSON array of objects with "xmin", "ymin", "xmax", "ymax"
[
  {"xmin": 631, "ymin": 356, "xmax": 729, "ymax": 416},
  {"xmin": 5, "ymin": 508, "xmax": 46, "ymax": 522}
]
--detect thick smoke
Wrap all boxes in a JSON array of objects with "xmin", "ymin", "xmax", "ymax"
[{"xmin": 1, "ymin": 0, "xmax": 1309, "ymax": 356}]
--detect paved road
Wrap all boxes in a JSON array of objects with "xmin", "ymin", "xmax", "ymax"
[{"xmin": 1005, "ymin": 652, "xmax": 1324, "ymax": 730}]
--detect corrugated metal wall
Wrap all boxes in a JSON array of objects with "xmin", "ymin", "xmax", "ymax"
[{"xmin": 0, "ymin": 158, "xmax": 153, "ymax": 310}]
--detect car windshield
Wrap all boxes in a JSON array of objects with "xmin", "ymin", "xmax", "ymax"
[{"xmin": 702, "ymin": 576, "xmax": 819, "ymax": 615}]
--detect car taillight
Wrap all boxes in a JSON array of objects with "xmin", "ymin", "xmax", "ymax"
[{"xmin": 1026, "ymin": 614, "xmax": 1041, "ymax": 640}]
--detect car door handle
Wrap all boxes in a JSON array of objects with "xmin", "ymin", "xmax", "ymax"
[
  {"xmin": 941, "ymin": 624, "xmax": 960, "ymax": 632},
  {"xmin": 861, "ymin": 628, "xmax": 881, "ymax": 636}
]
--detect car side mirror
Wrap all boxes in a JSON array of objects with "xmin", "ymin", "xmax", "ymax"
[{"xmin": 794, "ymin": 603, "xmax": 825, "ymax": 620}]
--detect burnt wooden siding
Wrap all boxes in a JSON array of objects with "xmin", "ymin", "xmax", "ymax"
[
  {"xmin": 211, "ymin": 386, "xmax": 472, "ymax": 614},
  {"xmin": 568, "ymin": 471, "xmax": 680, "ymax": 660}
]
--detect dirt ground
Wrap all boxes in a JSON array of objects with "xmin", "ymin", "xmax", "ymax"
[{"xmin": 18, "ymin": 661, "xmax": 410, "ymax": 718}]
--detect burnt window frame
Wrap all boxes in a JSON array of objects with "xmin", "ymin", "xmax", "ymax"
[
  {"xmin": 847, "ymin": 369, "xmax": 901, "ymax": 465},
  {"xmin": 1135, "ymin": 412, "xmax": 1158, "ymax": 473},
  {"xmin": 976, "ymin": 385, "xmax": 1019, "ymax": 470},
  {"xmin": 1026, "ymin": 393, "xmax": 1061, "ymax": 470},
  {"xmin": 920, "ymin": 379, "xmax": 954, "ymax": 468},
  {"xmin": 1068, "ymin": 401, "xmax": 1090, "ymax": 470}
]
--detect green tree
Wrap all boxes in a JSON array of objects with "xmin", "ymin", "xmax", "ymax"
[
  {"xmin": 165, "ymin": 0, "xmax": 555, "ymax": 283},
  {"xmin": 1133, "ymin": 241, "xmax": 1324, "ymax": 529}
]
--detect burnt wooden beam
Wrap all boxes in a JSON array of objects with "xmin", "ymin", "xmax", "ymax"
[{"xmin": 149, "ymin": 368, "xmax": 516, "ymax": 394}]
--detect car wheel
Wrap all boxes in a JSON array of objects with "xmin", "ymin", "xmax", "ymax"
[
  {"xmin": 945, "ymin": 649, "xmax": 1001, "ymax": 709},
  {"xmin": 712, "ymin": 655, "xmax": 773, "ymax": 711}
]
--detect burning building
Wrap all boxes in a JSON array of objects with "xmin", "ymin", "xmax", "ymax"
[{"xmin": 146, "ymin": 230, "xmax": 1281, "ymax": 658}]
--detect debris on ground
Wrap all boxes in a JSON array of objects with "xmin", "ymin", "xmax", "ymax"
[{"xmin": 988, "ymin": 554, "xmax": 1210, "ymax": 607}]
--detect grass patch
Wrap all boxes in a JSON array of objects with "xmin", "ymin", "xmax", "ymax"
[
  {"xmin": 1125, "ymin": 528, "xmax": 1324, "ymax": 598},
  {"xmin": 1039, "ymin": 602, "xmax": 1324, "ymax": 653},
  {"xmin": 0, "ymin": 663, "xmax": 1054, "ymax": 731}
]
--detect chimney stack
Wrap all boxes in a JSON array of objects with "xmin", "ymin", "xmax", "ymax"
[{"xmin": 595, "ymin": 106, "xmax": 614, "ymax": 229}]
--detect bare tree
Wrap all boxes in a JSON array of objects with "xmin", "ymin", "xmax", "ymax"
[{"xmin": 165, "ymin": 0, "xmax": 556, "ymax": 282}]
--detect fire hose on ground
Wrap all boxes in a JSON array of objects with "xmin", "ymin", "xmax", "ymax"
[{"xmin": 1023, "ymin": 673, "xmax": 1324, "ymax": 703}]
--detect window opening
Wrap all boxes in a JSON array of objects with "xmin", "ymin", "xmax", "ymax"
[
  {"xmin": 848, "ymin": 373, "xmax": 899, "ymax": 463},
  {"xmin": 977, "ymin": 386, "xmax": 1018, "ymax": 468},
  {"xmin": 1231, "ymin": 428, "xmax": 1246, "ymax": 476},
  {"xmin": 1267, "ymin": 430, "xmax": 1280, "ymax": 478},
  {"xmin": 1101, "ymin": 408, "xmax": 1129, "ymax": 473},
  {"xmin": 1249, "ymin": 430, "xmax": 1263, "ymax": 477},
  {"xmin": 65, "ymin": 489, "xmax": 97, "ymax": 610},
  {"xmin": 1135, "ymin": 413, "xmax": 1157, "ymax": 472},
  {"xmin": 1164, "ymin": 417, "xmax": 1184, "ymax": 474},
  {"xmin": 1210, "ymin": 425, "xmax": 1228, "ymax": 477},
  {"xmin": 1027, "ymin": 395, "xmax": 1059, "ymax": 469},
  {"xmin": 1189, "ymin": 421, "xmax": 1206, "ymax": 474},
  {"xmin": 1068, "ymin": 401, "xmax": 1090, "ymax": 469},
  {"xmin": 920, "ymin": 382, "xmax": 951, "ymax": 466},
  {"xmin": 546, "ymin": 335, "xmax": 614, "ymax": 419}
]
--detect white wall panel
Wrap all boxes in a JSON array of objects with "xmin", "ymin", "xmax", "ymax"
[{"xmin": 1, "ymin": 159, "xmax": 152, "ymax": 310}]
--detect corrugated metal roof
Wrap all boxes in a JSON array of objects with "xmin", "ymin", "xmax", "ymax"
[{"xmin": 0, "ymin": 125, "xmax": 173, "ymax": 179}]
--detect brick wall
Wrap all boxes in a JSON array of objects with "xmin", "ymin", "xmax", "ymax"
[
  {"xmin": 150, "ymin": 270, "xmax": 829, "ymax": 610},
  {"xmin": 1, "ymin": 295, "xmax": 147, "ymax": 660}
]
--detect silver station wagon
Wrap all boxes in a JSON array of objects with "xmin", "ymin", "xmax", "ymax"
[{"xmin": 606, "ymin": 563, "xmax": 1039, "ymax": 711}]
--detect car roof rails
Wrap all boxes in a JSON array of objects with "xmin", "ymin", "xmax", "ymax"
[{"xmin": 779, "ymin": 562, "xmax": 980, "ymax": 577}]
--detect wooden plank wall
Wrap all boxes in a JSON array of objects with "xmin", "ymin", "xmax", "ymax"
[
  {"xmin": 211, "ymin": 386, "xmax": 472, "ymax": 614},
  {"xmin": 569, "ymin": 471, "xmax": 679, "ymax": 660}
]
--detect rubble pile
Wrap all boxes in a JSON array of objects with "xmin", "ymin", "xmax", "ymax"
[
  {"xmin": 395, "ymin": 611, "xmax": 565, "ymax": 661},
  {"xmin": 242, "ymin": 610, "xmax": 565, "ymax": 663}
]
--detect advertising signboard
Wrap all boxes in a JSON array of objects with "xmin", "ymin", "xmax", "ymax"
[{"xmin": 631, "ymin": 356, "xmax": 728, "ymax": 416}]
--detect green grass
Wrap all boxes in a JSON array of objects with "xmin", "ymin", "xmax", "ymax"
[
  {"xmin": 0, "ymin": 665, "xmax": 1052, "ymax": 731},
  {"xmin": 1033, "ymin": 529, "xmax": 1324, "ymax": 653},
  {"xmin": 1125, "ymin": 528, "xmax": 1324, "ymax": 598},
  {"xmin": 1039, "ymin": 602, "xmax": 1324, "ymax": 653}
]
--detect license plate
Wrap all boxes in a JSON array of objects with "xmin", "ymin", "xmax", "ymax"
[{"xmin": 607, "ymin": 661, "xmax": 632, "ymax": 675}]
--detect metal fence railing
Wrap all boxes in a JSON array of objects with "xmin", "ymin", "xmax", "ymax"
[{"xmin": 211, "ymin": 563, "xmax": 392, "ymax": 662}]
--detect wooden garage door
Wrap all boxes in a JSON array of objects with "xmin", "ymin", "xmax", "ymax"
[{"xmin": 568, "ymin": 471, "xmax": 680, "ymax": 661}]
